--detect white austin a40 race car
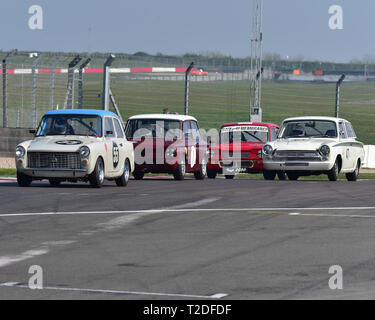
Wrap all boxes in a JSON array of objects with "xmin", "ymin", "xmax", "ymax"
[
  {"xmin": 15, "ymin": 109, "xmax": 134, "ymax": 188},
  {"xmin": 262, "ymin": 116, "xmax": 365, "ymax": 181}
]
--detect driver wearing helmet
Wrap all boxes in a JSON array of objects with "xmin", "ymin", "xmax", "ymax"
[{"xmin": 53, "ymin": 117, "xmax": 74, "ymax": 135}]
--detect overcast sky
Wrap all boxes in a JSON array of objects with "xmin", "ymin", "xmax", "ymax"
[{"xmin": 1, "ymin": 0, "xmax": 374, "ymax": 62}]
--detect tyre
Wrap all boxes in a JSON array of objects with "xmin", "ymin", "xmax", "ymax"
[
  {"xmin": 207, "ymin": 170, "xmax": 217, "ymax": 179},
  {"xmin": 346, "ymin": 160, "xmax": 360, "ymax": 182},
  {"xmin": 49, "ymin": 179, "xmax": 61, "ymax": 187},
  {"xmin": 328, "ymin": 158, "xmax": 339, "ymax": 181},
  {"xmin": 89, "ymin": 157, "xmax": 105, "ymax": 188},
  {"xmin": 115, "ymin": 159, "xmax": 130, "ymax": 187},
  {"xmin": 263, "ymin": 170, "xmax": 276, "ymax": 180},
  {"xmin": 194, "ymin": 158, "xmax": 207, "ymax": 180},
  {"xmin": 287, "ymin": 172, "xmax": 299, "ymax": 181},
  {"xmin": 225, "ymin": 175, "xmax": 234, "ymax": 179},
  {"xmin": 133, "ymin": 171, "xmax": 144, "ymax": 180},
  {"xmin": 277, "ymin": 171, "xmax": 287, "ymax": 180},
  {"xmin": 173, "ymin": 157, "xmax": 186, "ymax": 181},
  {"xmin": 17, "ymin": 171, "xmax": 32, "ymax": 187}
]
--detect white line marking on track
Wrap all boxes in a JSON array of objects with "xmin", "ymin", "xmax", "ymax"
[
  {"xmin": 0, "ymin": 282, "xmax": 228, "ymax": 299},
  {"xmin": 2, "ymin": 206, "xmax": 375, "ymax": 218},
  {"xmin": 288, "ymin": 212, "xmax": 375, "ymax": 219},
  {"xmin": 0, "ymin": 248, "xmax": 49, "ymax": 268},
  {"xmin": 165, "ymin": 197, "xmax": 221, "ymax": 210},
  {"xmin": 81, "ymin": 198, "xmax": 221, "ymax": 234},
  {"xmin": 0, "ymin": 240, "xmax": 77, "ymax": 269}
]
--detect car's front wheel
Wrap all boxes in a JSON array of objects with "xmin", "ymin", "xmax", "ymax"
[
  {"xmin": 346, "ymin": 160, "xmax": 360, "ymax": 182},
  {"xmin": 277, "ymin": 171, "xmax": 287, "ymax": 180},
  {"xmin": 173, "ymin": 157, "xmax": 186, "ymax": 181},
  {"xmin": 49, "ymin": 179, "xmax": 61, "ymax": 187},
  {"xmin": 133, "ymin": 171, "xmax": 144, "ymax": 180},
  {"xmin": 194, "ymin": 159, "xmax": 207, "ymax": 180},
  {"xmin": 89, "ymin": 157, "xmax": 105, "ymax": 188},
  {"xmin": 287, "ymin": 172, "xmax": 299, "ymax": 181},
  {"xmin": 328, "ymin": 158, "xmax": 339, "ymax": 181},
  {"xmin": 17, "ymin": 171, "xmax": 32, "ymax": 187},
  {"xmin": 115, "ymin": 159, "xmax": 130, "ymax": 186},
  {"xmin": 263, "ymin": 170, "xmax": 276, "ymax": 180},
  {"xmin": 207, "ymin": 170, "xmax": 217, "ymax": 179}
]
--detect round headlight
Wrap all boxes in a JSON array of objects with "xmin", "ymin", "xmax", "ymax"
[
  {"xmin": 263, "ymin": 145, "xmax": 273, "ymax": 156},
  {"xmin": 319, "ymin": 145, "xmax": 330, "ymax": 156},
  {"xmin": 16, "ymin": 146, "xmax": 25, "ymax": 158},
  {"xmin": 79, "ymin": 146, "xmax": 90, "ymax": 158}
]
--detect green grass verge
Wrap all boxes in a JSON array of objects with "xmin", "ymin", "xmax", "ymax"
[{"xmin": 0, "ymin": 169, "xmax": 16, "ymax": 177}]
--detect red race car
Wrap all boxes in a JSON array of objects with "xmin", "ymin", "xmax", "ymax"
[
  {"xmin": 207, "ymin": 122, "xmax": 285, "ymax": 180},
  {"xmin": 190, "ymin": 68, "xmax": 208, "ymax": 76},
  {"xmin": 125, "ymin": 114, "xmax": 208, "ymax": 180}
]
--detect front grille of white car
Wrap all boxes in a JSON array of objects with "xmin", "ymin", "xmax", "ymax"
[
  {"xmin": 28, "ymin": 152, "xmax": 82, "ymax": 169},
  {"xmin": 274, "ymin": 150, "xmax": 321, "ymax": 161}
]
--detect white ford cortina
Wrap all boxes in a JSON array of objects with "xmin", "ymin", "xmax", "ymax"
[
  {"xmin": 262, "ymin": 116, "xmax": 365, "ymax": 181},
  {"xmin": 15, "ymin": 109, "xmax": 134, "ymax": 188}
]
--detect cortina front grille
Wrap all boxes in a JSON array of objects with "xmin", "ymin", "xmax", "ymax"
[{"xmin": 274, "ymin": 150, "xmax": 321, "ymax": 162}]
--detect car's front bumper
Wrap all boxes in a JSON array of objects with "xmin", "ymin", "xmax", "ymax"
[
  {"xmin": 19, "ymin": 168, "xmax": 88, "ymax": 178},
  {"xmin": 209, "ymin": 158, "xmax": 264, "ymax": 174},
  {"xmin": 263, "ymin": 159, "xmax": 334, "ymax": 171}
]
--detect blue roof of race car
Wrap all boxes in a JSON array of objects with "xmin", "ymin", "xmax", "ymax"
[{"xmin": 45, "ymin": 109, "xmax": 118, "ymax": 118}]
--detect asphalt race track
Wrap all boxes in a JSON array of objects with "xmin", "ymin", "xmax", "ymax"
[{"xmin": 1, "ymin": 177, "xmax": 375, "ymax": 299}]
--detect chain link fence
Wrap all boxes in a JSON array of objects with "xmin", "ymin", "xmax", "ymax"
[{"xmin": 2, "ymin": 52, "xmax": 375, "ymax": 144}]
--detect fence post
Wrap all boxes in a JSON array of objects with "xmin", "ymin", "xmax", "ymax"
[
  {"xmin": 102, "ymin": 54, "xmax": 115, "ymax": 111},
  {"xmin": 65, "ymin": 55, "xmax": 81, "ymax": 109},
  {"xmin": 31, "ymin": 54, "xmax": 44, "ymax": 128},
  {"xmin": 16, "ymin": 109, "xmax": 20, "ymax": 128},
  {"xmin": 2, "ymin": 58, "xmax": 6, "ymax": 128},
  {"xmin": 335, "ymin": 74, "xmax": 345, "ymax": 118},
  {"xmin": 2, "ymin": 49, "xmax": 17, "ymax": 128},
  {"xmin": 184, "ymin": 62, "xmax": 194, "ymax": 115},
  {"xmin": 78, "ymin": 58, "xmax": 91, "ymax": 109},
  {"xmin": 49, "ymin": 58, "xmax": 61, "ymax": 110}
]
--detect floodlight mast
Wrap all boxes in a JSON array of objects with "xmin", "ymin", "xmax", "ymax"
[{"xmin": 249, "ymin": 0, "xmax": 263, "ymax": 122}]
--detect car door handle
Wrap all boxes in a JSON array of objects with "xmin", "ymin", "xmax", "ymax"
[{"xmin": 119, "ymin": 143, "xmax": 123, "ymax": 147}]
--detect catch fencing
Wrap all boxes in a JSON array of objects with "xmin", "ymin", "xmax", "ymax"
[{"xmin": 1, "ymin": 53, "xmax": 375, "ymax": 148}]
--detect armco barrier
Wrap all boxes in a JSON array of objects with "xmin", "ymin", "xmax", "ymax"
[
  {"xmin": 0, "ymin": 128, "xmax": 34, "ymax": 158},
  {"xmin": 364, "ymin": 145, "xmax": 375, "ymax": 169}
]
